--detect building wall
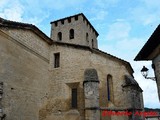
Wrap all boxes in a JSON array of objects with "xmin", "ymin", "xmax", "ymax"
[
  {"xmin": 0, "ymin": 28, "xmax": 49, "ymax": 60},
  {"xmin": 50, "ymin": 14, "xmax": 98, "ymax": 48},
  {"xmin": 89, "ymin": 51, "xmax": 143, "ymax": 120},
  {"xmin": 0, "ymin": 29, "xmax": 51, "ymax": 120},
  {"xmin": 148, "ymin": 45, "xmax": 160, "ymax": 60},
  {"xmin": 43, "ymin": 45, "xmax": 91, "ymax": 120},
  {"xmin": 0, "ymin": 27, "xmax": 144, "ymax": 120},
  {"xmin": 153, "ymin": 55, "xmax": 160, "ymax": 101},
  {"xmin": 44, "ymin": 44, "xmax": 143, "ymax": 120}
]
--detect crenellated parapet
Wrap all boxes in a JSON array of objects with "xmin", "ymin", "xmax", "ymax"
[{"xmin": 50, "ymin": 13, "xmax": 98, "ymax": 48}]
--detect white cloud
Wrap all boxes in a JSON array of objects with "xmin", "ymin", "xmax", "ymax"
[
  {"xmin": 89, "ymin": 0, "xmax": 120, "ymax": 22},
  {"xmin": 131, "ymin": 7, "xmax": 158, "ymax": 25},
  {"xmin": 0, "ymin": 0, "xmax": 9, "ymax": 9},
  {"xmin": 141, "ymin": 0, "xmax": 160, "ymax": 9},
  {"xmin": 27, "ymin": 0, "xmax": 86, "ymax": 10},
  {"xmin": 99, "ymin": 38, "xmax": 145, "ymax": 62},
  {"xmin": 89, "ymin": 10, "xmax": 108, "ymax": 21},
  {"xmin": 94, "ymin": 0, "xmax": 120, "ymax": 8},
  {"xmin": 130, "ymin": 0, "xmax": 160, "ymax": 26},
  {"xmin": 0, "ymin": 0, "xmax": 24, "ymax": 22},
  {"xmin": 101, "ymin": 20, "xmax": 146, "ymax": 61},
  {"xmin": 0, "ymin": 0, "xmax": 50, "ymax": 27},
  {"xmin": 106, "ymin": 21, "xmax": 131, "ymax": 41},
  {"xmin": 24, "ymin": 16, "xmax": 48, "ymax": 26}
]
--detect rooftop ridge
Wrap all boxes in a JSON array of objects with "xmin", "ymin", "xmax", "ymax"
[
  {"xmin": 0, "ymin": 17, "xmax": 33, "ymax": 27},
  {"xmin": 0, "ymin": 17, "xmax": 52, "ymax": 44}
]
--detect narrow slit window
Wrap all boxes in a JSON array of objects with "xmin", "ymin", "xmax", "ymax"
[
  {"xmin": 70, "ymin": 29, "xmax": 74, "ymax": 39},
  {"xmin": 107, "ymin": 75, "xmax": 113, "ymax": 102},
  {"xmin": 107, "ymin": 78, "xmax": 110, "ymax": 101},
  {"xmin": 92, "ymin": 39, "xmax": 94, "ymax": 48},
  {"xmin": 71, "ymin": 88, "xmax": 77, "ymax": 108},
  {"xmin": 86, "ymin": 33, "xmax": 89, "ymax": 42},
  {"xmin": 54, "ymin": 53, "xmax": 60, "ymax": 68}
]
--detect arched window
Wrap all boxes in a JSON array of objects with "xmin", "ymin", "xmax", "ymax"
[
  {"xmin": 107, "ymin": 75, "xmax": 114, "ymax": 102},
  {"xmin": 57, "ymin": 32, "xmax": 62, "ymax": 41},
  {"xmin": 70, "ymin": 29, "xmax": 74, "ymax": 39}
]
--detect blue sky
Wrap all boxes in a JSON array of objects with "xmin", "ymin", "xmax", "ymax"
[{"xmin": 0, "ymin": 0, "xmax": 160, "ymax": 108}]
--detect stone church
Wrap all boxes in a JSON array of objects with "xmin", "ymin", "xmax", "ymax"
[{"xmin": 0, "ymin": 13, "xmax": 144, "ymax": 120}]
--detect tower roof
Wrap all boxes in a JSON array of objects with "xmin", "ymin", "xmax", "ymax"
[{"xmin": 50, "ymin": 13, "xmax": 99, "ymax": 36}]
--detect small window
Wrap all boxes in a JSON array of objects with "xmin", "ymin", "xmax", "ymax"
[
  {"xmin": 107, "ymin": 75, "xmax": 113, "ymax": 102},
  {"xmin": 92, "ymin": 39, "xmax": 94, "ymax": 48},
  {"xmin": 68, "ymin": 18, "xmax": 71, "ymax": 23},
  {"xmin": 107, "ymin": 78, "xmax": 111, "ymax": 101},
  {"xmin": 61, "ymin": 20, "xmax": 64, "ymax": 24},
  {"xmin": 75, "ymin": 15, "xmax": 78, "ymax": 21},
  {"xmin": 86, "ymin": 33, "xmax": 89, "ymax": 42},
  {"xmin": 55, "ymin": 22, "xmax": 58, "ymax": 27},
  {"xmin": 70, "ymin": 29, "xmax": 74, "ymax": 39},
  {"xmin": 71, "ymin": 88, "xmax": 77, "ymax": 108},
  {"xmin": 57, "ymin": 32, "xmax": 62, "ymax": 41},
  {"xmin": 54, "ymin": 53, "xmax": 60, "ymax": 68}
]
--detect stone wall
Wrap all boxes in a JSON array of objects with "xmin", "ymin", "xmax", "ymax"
[
  {"xmin": 46, "ymin": 44, "xmax": 143, "ymax": 120},
  {"xmin": 51, "ymin": 14, "xmax": 98, "ymax": 48},
  {"xmin": 44, "ymin": 44, "xmax": 90, "ymax": 120},
  {"xmin": 1, "ymin": 28, "xmax": 49, "ymax": 60},
  {"xmin": 0, "ymin": 29, "xmax": 51, "ymax": 120}
]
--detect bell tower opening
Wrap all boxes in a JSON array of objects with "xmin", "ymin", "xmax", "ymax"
[
  {"xmin": 69, "ymin": 29, "xmax": 74, "ymax": 39},
  {"xmin": 50, "ymin": 13, "xmax": 99, "ymax": 49},
  {"xmin": 57, "ymin": 32, "xmax": 62, "ymax": 41}
]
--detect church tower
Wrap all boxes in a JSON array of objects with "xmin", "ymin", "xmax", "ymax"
[{"xmin": 50, "ymin": 13, "xmax": 99, "ymax": 49}]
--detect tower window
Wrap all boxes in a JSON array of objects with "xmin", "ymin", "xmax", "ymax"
[
  {"xmin": 61, "ymin": 20, "xmax": 64, "ymax": 24},
  {"xmin": 86, "ymin": 33, "xmax": 89, "ymax": 42},
  {"xmin": 107, "ymin": 75, "xmax": 113, "ymax": 102},
  {"xmin": 92, "ymin": 39, "xmax": 94, "ymax": 48},
  {"xmin": 54, "ymin": 53, "xmax": 60, "ymax": 68},
  {"xmin": 55, "ymin": 22, "xmax": 58, "ymax": 27},
  {"xmin": 70, "ymin": 29, "xmax": 74, "ymax": 39},
  {"xmin": 75, "ymin": 15, "xmax": 78, "ymax": 21},
  {"xmin": 71, "ymin": 88, "xmax": 77, "ymax": 108},
  {"xmin": 68, "ymin": 18, "xmax": 71, "ymax": 23},
  {"xmin": 57, "ymin": 32, "xmax": 62, "ymax": 41}
]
